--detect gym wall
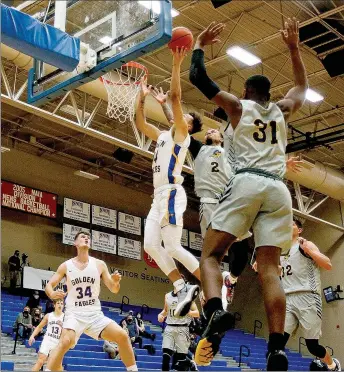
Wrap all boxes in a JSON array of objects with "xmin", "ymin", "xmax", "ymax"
[
  {"xmin": 1, "ymin": 149, "xmax": 200, "ymax": 309},
  {"xmin": 231, "ymin": 198, "xmax": 344, "ymax": 358}
]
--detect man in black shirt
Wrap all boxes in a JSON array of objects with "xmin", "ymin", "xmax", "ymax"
[{"xmin": 8, "ymin": 250, "xmax": 21, "ymax": 292}]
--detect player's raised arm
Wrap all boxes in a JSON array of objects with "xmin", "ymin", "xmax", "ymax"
[
  {"xmin": 170, "ymin": 47, "xmax": 189, "ymax": 142},
  {"xmin": 45, "ymin": 263, "xmax": 67, "ymax": 300},
  {"xmin": 151, "ymin": 87, "xmax": 174, "ymax": 125},
  {"xmin": 99, "ymin": 261, "xmax": 121, "ymax": 294},
  {"xmin": 28, "ymin": 313, "xmax": 49, "ymax": 346},
  {"xmin": 277, "ymin": 18, "xmax": 308, "ymax": 119},
  {"xmin": 134, "ymin": 78, "xmax": 162, "ymax": 141},
  {"xmin": 189, "ymin": 22, "xmax": 242, "ymax": 128},
  {"xmin": 299, "ymin": 239, "xmax": 332, "ymax": 270}
]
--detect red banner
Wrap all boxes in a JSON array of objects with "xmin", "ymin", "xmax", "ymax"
[
  {"xmin": 144, "ymin": 251, "xmax": 159, "ymax": 269},
  {"xmin": 1, "ymin": 180, "xmax": 57, "ymax": 218}
]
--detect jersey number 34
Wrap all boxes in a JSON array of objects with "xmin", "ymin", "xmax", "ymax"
[{"xmin": 253, "ymin": 119, "xmax": 278, "ymax": 144}]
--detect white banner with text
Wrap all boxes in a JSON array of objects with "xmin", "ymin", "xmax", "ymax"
[
  {"xmin": 92, "ymin": 230, "xmax": 117, "ymax": 254},
  {"xmin": 118, "ymin": 237, "xmax": 142, "ymax": 260},
  {"xmin": 63, "ymin": 224, "xmax": 90, "ymax": 245},
  {"xmin": 118, "ymin": 212, "xmax": 141, "ymax": 235},
  {"xmin": 92, "ymin": 205, "xmax": 117, "ymax": 229},
  {"xmin": 64, "ymin": 198, "xmax": 90, "ymax": 223},
  {"xmin": 23, "ymin": 267, "xmax": 65, "ymax": 291}
]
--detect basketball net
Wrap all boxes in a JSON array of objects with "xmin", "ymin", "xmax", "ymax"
[{"xmin": 100, "ymin": 61, "xmax": 148, "ymax": 124}]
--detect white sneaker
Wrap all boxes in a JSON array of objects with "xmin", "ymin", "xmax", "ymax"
[{"xmin": 175, "ymin": 284, "xmax": 200, "ymax": 317}]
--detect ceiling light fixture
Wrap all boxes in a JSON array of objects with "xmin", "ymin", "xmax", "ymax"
[
  {"xmin": 1, "ymin": 146, "xmax": 10, "ymax": 153},
  {"xmin": 74, "ymin": 170, "xmax": 99, "ymax": 180},
  {"xmin": 138, "ymin": 1, "xmax": 179, "ymax": 17},
  {"xmin": 306, "ymin": 88, "xmax": 324, "ymax": 103},
  {"xmin": 226, "ymin": 46, "xmax": 261, "ymax": 66}
]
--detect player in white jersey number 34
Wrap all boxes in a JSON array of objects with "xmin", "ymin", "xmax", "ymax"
[
  {"xmin": 189, "ymin": 18, "xmax": 308, "ymax": 370},
  {"xmin": 44, "ymin": 231, "xmax": 137, "ymax": 371}
]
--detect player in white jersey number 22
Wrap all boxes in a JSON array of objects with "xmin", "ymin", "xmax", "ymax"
[
  {"xmin": 135, "ymin": 47, "xmax": 203, "ymax": 318},
  {"xmin": 44, "ymin": 231, "xmax": 137, "ymax": 371},
  {"xmin": 190, "ymin": 18, "xmax": 308, "ymax": 370},
  {"xmin": 28, "ymin": 299, "xmax": 64, "ymax": 371},
  {"xmin": 281, "ymin": 220, "xmax": 341, "ymax": 371}
]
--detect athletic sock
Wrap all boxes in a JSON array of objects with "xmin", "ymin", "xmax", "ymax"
[
  {"xmin": 268, "ymin": 333, "xmax": 285, "ymax": 352},
  {"xmin": 204, "ymin": 297, "xmax": 223, "ymax": 320},
  {"xmin": 127, "ymin": 364, "xmax": 138, "ymax": 371},
  {"xmin": 328, "ymin": 361, "xmax": 336, "ymax": 370},
  {"xmin": 173, "ymin": 279, "xmax": 186, "ymax": 293},
  {"xmin": 228, "ymin": 273, "xmax": 238, "ymax": 284}
]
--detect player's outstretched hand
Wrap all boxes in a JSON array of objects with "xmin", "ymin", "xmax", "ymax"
[
  {"xmin": 151, "ymin": 86, "xmax": 169, "ymax": 104},
  {"xmin": 28, "ymin": 335, "xmax": 35, "ymax": 346},
  {"xmin": 140, "ymin": 77, "xmax": 152, "ymax": 99},
  {"xmin": 281, "ymin": 17, "xmax": 299, "ymax": 50},
  {"xmin": 111, "ymin": 270, "xmax": 122, "ymax": 283},
  {"xmin": 50, "ymin": 289, "xmax": 66, "ymax": 300},
  {"xmin": 286, "ymin": 156, "xmax": 304, "ymax": 173},
  {"xmin": 196, "ymin": 21, "xmax": 225, "ymax": 48},
  {"xmin": 172, "ymin": 46, "xmax": 188, "ymax": 64},
  {"xmin": 158, "ymin": 313, "xmax": 165, "ymax": 323}
]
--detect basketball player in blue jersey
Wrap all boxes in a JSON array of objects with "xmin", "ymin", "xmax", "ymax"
[
  {"xmin": 135, "ymin": 47, "xmax": 203, "ymax": 317},
  {"xmin": 280, "ymin": 220, "xmax": 341, "ymax": 371},
  {"xmin": 189, "ymin": 18, "xmax": 308, "ymax": 370},
  {"xmin": 44, "ymin": 231, "xmax": 137, "ymax": 371}
]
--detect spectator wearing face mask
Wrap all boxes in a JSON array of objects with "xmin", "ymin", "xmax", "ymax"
[
  {"xmin": 13, "ymin": 306, "xmax": 33, "ymax": 339},
  {"xmin": 121, "ymin": 312, "xmax": 143, "ymax": 349},
  {"xmin": 8, "ymin": 250, "xmax": 21, "ymax": 292},
  {"xmin": 32, "ymin": 308, "xmax": 45, "ymax": 337},
  {"xmin": 135, "ymin": 312, "xmax": 156, "ymax": 341},
  {"xmin": 26, "ymin": 290, "xmax": 40, "ymax": 313},
  {"xmin": 45, "ymin": 298, "xmax": 55, "ymax": 314}
]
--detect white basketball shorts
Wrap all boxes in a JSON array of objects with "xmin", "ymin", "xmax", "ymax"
[
  {"xmin": 63, "ymin": 310, "xmax": 112, "ymax": 347},
  {"xmin": 162, "ymin": 325, "xmax": 190, "ymax": 354},
  {"xmin": 147, "ymin": 184, "xmax": 187, "ymax": 227},
  {"xmin": 39, "ymin": 337, "xmax": 59, "ymax": 356}
]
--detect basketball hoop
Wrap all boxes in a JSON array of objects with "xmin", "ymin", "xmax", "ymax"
[{"xmin": 100, "ymin": 61, "xmax": 148, "ymax": 123}]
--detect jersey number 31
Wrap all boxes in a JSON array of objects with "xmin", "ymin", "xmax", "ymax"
[{"xmin": 253, "ymin": 119, "xmax": 278, "ymax": 144}]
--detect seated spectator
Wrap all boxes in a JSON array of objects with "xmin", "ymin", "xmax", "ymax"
[
  {"xmin": 45, "ymin": 298, "xmax": 55, "ymax": 314},
  {"xmin": 103, "ymin": 340, "xmax": 120, "ymax": 359},
  {"xmin": 32, "ymin": 308, "xmax": 45, "ymax": 337},
  {"xmin": 121, "ymin": 313, "xmax": 143, "ymax": 349},
  {"xmin": 26, "ymin": 290, "xmax": 40, "ymax": 313},
  {"xmin": 13, "ymin": 306, "xmax": 32, "ymax": 340},
  {"xmin": 8, "ymin": 250, "xmax": 21, "ymax": 292},
  {"xmin": 135, "ymin": 312, "xmax": 156, "ymax": 341}
]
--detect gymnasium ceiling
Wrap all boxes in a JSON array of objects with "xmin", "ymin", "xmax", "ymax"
[{"xmin": 2, "ymin": 0, "xmax": 344, "ymax": 208}]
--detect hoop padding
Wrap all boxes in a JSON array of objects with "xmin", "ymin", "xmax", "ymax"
[{"xmin": 101, "ymin": 61, "xmax": 148, "ymax": 123}]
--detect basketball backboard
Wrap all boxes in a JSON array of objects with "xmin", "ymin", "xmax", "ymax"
[{"xmin": 27, "ymin": 0, "xmax": 172, "ymax": 105}]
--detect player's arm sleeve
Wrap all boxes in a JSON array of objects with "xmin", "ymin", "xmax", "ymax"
[
  {"xmin": 188, "ymin": 136, "xmax": 203, "ymax": 159},
  {"xmin": 189, "ymin": 49, "xmax": 220, "ymax": 100}
]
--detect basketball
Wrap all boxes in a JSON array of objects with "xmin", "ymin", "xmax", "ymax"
[{"xmin": 168, "ymin": 27, "xmax": 194, "ymax": 51}]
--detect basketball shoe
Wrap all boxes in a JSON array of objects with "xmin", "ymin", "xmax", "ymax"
[
  {"xmin": 194, "ymin": 309, "xmax": 235, "ymax": 366},
  {"xmin": 222, "ymin": 271, "xmax": 237, "ymax": 307},
  {"xmin": 328, "ymin": 358, "xmax": 341, "ymax": 371},
  {"xmin": 266, "ymin": 349, "xmax": 288, "ymax": 371},
  {"xmin": 175, "ymin": 283, "xmax": 200, "ymax": 317}
]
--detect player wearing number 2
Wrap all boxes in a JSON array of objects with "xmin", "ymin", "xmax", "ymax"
[
  {"xmin": 45, "ymin": 231, "xmax": 137, "ymax": 371},
  {"xmin": 135, "ymin": 47, "xmax": 203, "ymax": 317},
  {"xmin": 189, "ymin": 18, "xmax": 308, "ymax": 370}
]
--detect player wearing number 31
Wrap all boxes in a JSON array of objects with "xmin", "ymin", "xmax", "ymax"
[
  {"xmin": 44, "ymin": 231, "xmax": 137, "ymax": 371},
  {"xmin": 135, "ymin": 47, "xmax": 203, "ymax": 317},
  {"xmin": 189, "ymin": 18, "xmax": 308, "ymax": 370}
]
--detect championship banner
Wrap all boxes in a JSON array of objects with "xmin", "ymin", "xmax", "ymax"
[
  {"xmin": 181, "ymin": 229, "xmax": 189, "ymax": 247},
  {"xmin": 1, "ymin": 180, "xmax": 57, "ymax": 218},
  {"xmin": 23, "ymin": 267, "xmax": 65, "ymax": 291},
  {"xmin": 118, "ymin": 212, "xmax": 141, "ymax": 236},
  {"xmin": 64, "ymin": 198, "xmax": 90, "ymax": 223},
  {"xmin": 92, "ymin": 230, "xmax": 117, "ymax": 254},
  {"xmin": 92, "ymin": 205, "xmax": 117, "ymax": 229},
  {"xmin": 63, "ymin": 224, "xmax": 90, "ymax": 245},
  {"xmin": 118, "ymin": 237, "xmax": 142, "ymax": 260},
  {"xmin": 189, "ymin": 231, "xmax": 203, "ymax": 251}
]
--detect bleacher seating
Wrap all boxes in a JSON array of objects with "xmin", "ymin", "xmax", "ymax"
[{"xmin": 1, "ymin": 290, "xmax": 315, "ymax": 371}]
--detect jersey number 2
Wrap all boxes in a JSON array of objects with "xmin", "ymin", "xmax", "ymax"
[
  {"xmin": 76, "ymin": 286, "xmax": 92, "ymax": 299},
  {"xmin": 253, "ymin": 119, "xmax": 278, "ymax": 144},
  {"xmin": 211, "ymin": 162, "xmax": 219, "ymax": 172}
]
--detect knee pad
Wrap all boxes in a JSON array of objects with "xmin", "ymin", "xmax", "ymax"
[{"xmin": 305, "ymin": 339, "xmax": 327, "ymax": 359}]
